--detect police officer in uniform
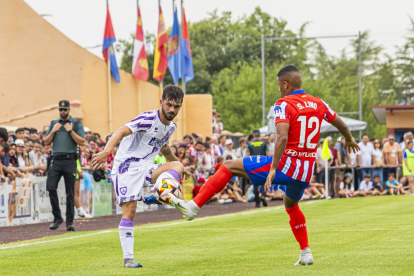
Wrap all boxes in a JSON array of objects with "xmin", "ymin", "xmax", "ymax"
[
  {"xmin": 43, "ymin": 100, "xmax": 85, "ymax": 231},
  {"xmin": 246, "ymin": 129, "xmax": 272, "ymax": 207}
]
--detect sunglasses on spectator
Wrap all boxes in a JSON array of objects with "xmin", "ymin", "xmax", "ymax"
[
  {"xmin": 59, "ymin": 108, "xmax": 68, "ymax": 112},
  {"xmin": 389, "ymin": 139, "xmax": 394, "ymax": 140},
  {"xmin": 374, "ymin": 142, "xmax": 380, "ymax": 144}
]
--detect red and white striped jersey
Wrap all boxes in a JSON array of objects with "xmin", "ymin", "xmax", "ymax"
[{"xmin": 274, "ymin": 90, "xmax": 336, "ymax": 182}]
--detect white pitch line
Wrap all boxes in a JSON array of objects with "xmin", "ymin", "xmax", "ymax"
[
  {"xmin": 0, "ymin": 201, "xmax": 324, "ymax": 250},
  {"xmin": 0, "ymin": 230, "xmax": 112, "ymax": 250}
]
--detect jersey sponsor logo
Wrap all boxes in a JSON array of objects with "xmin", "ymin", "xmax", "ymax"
[
  {"xmin": 285, "ymin": 149, "xmax": 298, "ymax": 156},
  {"xmin": 274, "ymin": 101, "xmax": 287, "ymax": 119},
  {"xmin": 284, "ymin": 149, "xmax": 316, "ymax": 158}
]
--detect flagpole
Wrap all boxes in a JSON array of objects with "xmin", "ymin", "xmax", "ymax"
[
  {"xmin": 106, "ymin": 0, "xmax": 113, "ymax": 133},
  {"xmin": 325, "ymin": 158, "xmax": 328, "ymax": 201},
  {"xmin": 181, "ymin": 0, "xmax": 186, "ymax": 95}
]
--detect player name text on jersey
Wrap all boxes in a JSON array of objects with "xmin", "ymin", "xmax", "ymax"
[{"xmin": 297, "ymin": 101, "xmax": 317, "ymax": 110}]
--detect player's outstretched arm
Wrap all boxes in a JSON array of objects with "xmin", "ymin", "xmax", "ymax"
[
  {"xmin": 91, "ymin": 126, "xmax": 132, "ymax": 170},
  {"xmin": 161, "ymin": 144, "xmax": 178, "ymax": 162},
  {"xmin": 330, "ymin": 116, "xmax": 360, "ymax": 154},
  {"xmin": 264, "ymin": 122, "xmax": 290, "ymax": 192}
]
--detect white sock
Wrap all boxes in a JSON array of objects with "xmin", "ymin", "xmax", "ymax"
[
  {"xmin": 119, "ymin": 218, "xmax": 134, "ymax": 259},
  {"xmin": 190, "ymin": 200, "xmax": 200, "ymax": 211},
  {"xmin": 77, "ymin": 207, "xmax": 84, "ymax": 216}
]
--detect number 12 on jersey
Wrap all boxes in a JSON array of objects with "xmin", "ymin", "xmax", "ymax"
[{"xmin": 297, "ymin": 116, "xmax": 319, "ymax": 149}]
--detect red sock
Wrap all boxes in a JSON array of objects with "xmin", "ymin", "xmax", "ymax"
[
  {"xmin": 193, "ymin": 165, "xmax": 233, "ymax": 208},
  {"xmin": 286, "ymin": 205, "xmax": 309, "ymax": 250}
]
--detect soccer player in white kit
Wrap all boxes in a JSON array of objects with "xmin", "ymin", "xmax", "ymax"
[{"xmin": 92, "ymin": 85, "xmax": 186, "ymax": 268}]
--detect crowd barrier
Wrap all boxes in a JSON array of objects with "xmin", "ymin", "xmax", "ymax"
[{"xmin": 0, "ymin": 175, "xmax": 167, "ymax": 228}]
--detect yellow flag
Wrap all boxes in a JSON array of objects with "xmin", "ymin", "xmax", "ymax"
[{"xmin": 321, "ymin": 138, "xmax": 331, "ymax": 160}]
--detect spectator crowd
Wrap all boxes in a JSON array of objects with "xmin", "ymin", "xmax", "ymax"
[{"xmin": 1, "ymin": 111, "xmax": 413, "ymax": 210}]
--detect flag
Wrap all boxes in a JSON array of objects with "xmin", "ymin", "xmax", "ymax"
[
  {"xmin": 132, "ymin": 7, "xmax": 149, "ymax": 81},
  {"xmin": 153, "ymin": 6, "xmax": 168, "ymax": 82},
  {"xmin": 181, "ymin": 7, "xmax": 194, "ymax": 83},
  {"xmin": 167, "ymin": 7, "xmax": 182, "ymax": 84},
  {"xmin": 102, "ymin": 6, "xmax": 120, "ymax": 83},
  {"xmin": 321, "ymin": 138, "xmax": 331, "ymax": 160}
]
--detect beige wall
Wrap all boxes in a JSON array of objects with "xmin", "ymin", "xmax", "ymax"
[
  {"xmin": 0, "ymin": 0, "xmax": 212, "ymax": 141},
  {"xmin": 386, "ymin": 110, "xmax": 414, "ymax": 129}
]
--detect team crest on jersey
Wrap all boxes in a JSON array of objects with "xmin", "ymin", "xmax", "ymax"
[
  {"xmin": 274, "ymin": 101, "xmax": 287, "ymax": 119},
  {"xmin": 120, "ymin": 186, "xmax": 127, "ymax": 195}
]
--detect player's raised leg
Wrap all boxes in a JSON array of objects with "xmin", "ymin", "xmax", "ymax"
[{"xmin": 168, "ymin": 157, "xmax": 248, "ymax": 220}]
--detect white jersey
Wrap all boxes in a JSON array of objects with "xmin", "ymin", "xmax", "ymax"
[{"xmin": 113, "ymin": 110, "xmax": 176, "ymax": 174}]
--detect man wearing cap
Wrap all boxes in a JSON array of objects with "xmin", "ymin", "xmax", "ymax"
[
  {"xmin": 246, "ymin": 130, "xmax": 272, "ymax": 207},
  {"xmin": 43, "ymin": 100, "xmax": 86, "ymax": 231}
]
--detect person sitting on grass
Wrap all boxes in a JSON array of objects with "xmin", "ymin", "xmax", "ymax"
[
  {"xmin": 355, "ymin": 174, "xmax": 375, "ymax": 197},
  {"xmin": 267, "ymin": 184, "xmax": 284, "ymax": 200},
  {"xmin": 338, "ymin": 174, "xmax": 355, "ymax": 198},
  {"xmin": 400, "ymin": 176, "xmax": 410, "ymax": 193},
  {"xmin": 226, "ymin": 180, "xmax": 247, "ymax": 203},
  {"xmin": 309, "ymin": 175, "xmax": 327, "ymax": 199},
  {"xmin": 385, "ymin": 173, "xmax": 406, "ymax": 195},
  {"xmin": 372, "ymin": 174, "xmax": 387, "ymax": 195}
]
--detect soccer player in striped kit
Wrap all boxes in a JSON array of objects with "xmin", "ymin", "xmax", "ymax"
[
  {"xmin": 92, "ymin": 85, "xmax": 188, "ymax": 268},
  {"xmin": 169, "ymin": 65, "xmax": 360, "ymax": 266}
]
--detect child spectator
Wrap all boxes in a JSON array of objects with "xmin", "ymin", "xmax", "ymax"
[
  {"xmin": 193, "ymin": 177, "xmax": 205, "ymax": 198},
  {"xmin": 338, "ymin": 174, "xmax": 354, "ymax": 198},
  {"xmin": 226, "ymin": 180, "xmax": 247, "ymax": 203},
  {"xmin": 309, "ymin": 175, "xmax": 327, "ymax": 199},
  {"xmin": 385, "ymin": 173, "xmax": 406, "ymax": 195},
  {"xmin": 402, "ymin": 140, "xmax": 414, "ymax": 194},
  {"xmin": 372, "ymin": 174, "xmax": 387, "ymax": 195},
  {"xmin": 355, "ymin": 174, "xmax": 374, "ymax": 197}
]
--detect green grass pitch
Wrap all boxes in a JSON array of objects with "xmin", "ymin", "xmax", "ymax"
[{"xmin": 1, "ymin": 196, "xmax": 414, "ymax": 275}]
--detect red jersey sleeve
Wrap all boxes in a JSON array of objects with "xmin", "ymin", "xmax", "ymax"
[
  {"xmin": 274, "ymin": 99, "xmax": 291, "ymax": 125},
  {"xmin": 321, "ymin": 99, "xmax": 336, "ymax": 123}
]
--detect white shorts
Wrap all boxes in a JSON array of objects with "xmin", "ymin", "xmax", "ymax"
[{"xmin": 112, "ymin": 160, "xmax": 163, "ymax": 205}]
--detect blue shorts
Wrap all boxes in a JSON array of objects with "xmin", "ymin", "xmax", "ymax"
[{"xmin": 243, "ymin": 156, "xmax": 309, "ymax": 201}]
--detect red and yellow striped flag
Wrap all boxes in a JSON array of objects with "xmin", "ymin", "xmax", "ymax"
[{"xmin": 153, "ymin": 5, "xmax": 168, "ymax": 82}]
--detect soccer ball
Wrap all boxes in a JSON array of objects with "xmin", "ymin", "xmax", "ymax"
[{"xmin": 153, "ymin": 177, "xmax": 182, "ymax": 205}]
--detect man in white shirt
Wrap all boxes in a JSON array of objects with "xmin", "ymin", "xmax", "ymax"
[
  {"xmin": 355, "ymin": 174, "xmax": 374, "ymax": 197},
  {"xmin": 399, "ymin": 131, "xmax": 413, "ymax": 151},
  {"xmin": 356, "ymin": 134, "xmax": 375, "ymax": 182},
  {"xmin": 92, "ymin": 85, "xmax": 187, "ymax": 268}
]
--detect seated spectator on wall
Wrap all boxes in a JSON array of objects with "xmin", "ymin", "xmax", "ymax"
[
  {"xmin": 372, "ymin": 174, "xmax": 387, "ymax": 195},
  {"xmin": 15, "ymin": 128, "xmax": 25, "ymax": 141},
  {"xmin": 223, "ymin": 139, "xmax": 237, "ymax": 160},
  {"xmin": 236, "ymin": 137, "xmax": 247, "ymax": 158},
  {"xmin": 177, "ymin": 146, "xmax": 186, "ymax": 161},
  {"xmin": 338, "ymin": 174, "xmax": 355, "ymax": 198},
  {"xmin": 29, "ymin": 128, "xmax": 39, "ymax": 141},
  {"xmin": 88, "ymin": 137, "xmax": 98, "ymax": 154},
  {"xmin": 385, "ymin": 173, "xmax": 406, "ymax": 195},
  {"xmin": 193, "ymin": 177, "xmax": 205, "ymax": 198},
  {"xmin": 84, "ymin": 127, "xmax": 92, "ymax": 141},
  {"xmin": 355, "ymin": 174, "xmax": 374, "ymax": 197}
]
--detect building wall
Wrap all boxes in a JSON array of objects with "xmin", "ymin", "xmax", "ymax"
[
  {"xmin": 0, "ymin": 0, "xmax": 212, "ymax": 141},
  {"xmin": 385, "ymin": 110, "xmax": 414, "ymax": 129}
]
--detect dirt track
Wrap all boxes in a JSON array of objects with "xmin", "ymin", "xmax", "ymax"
[{"xmin": 0, "ymin": 201, "xmax": 284, "ymax": 244}]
